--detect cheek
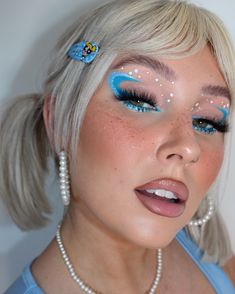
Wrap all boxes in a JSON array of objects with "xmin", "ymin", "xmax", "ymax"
[
  {"xmin": 196, "ymin": 143, "xmax": 224, "ymax": 194},
  {"xmin": 78, "ymin": 101, "xmax": 145, "ymax": 171}
]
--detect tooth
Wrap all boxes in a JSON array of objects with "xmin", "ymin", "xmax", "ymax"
[{"xmin": 146, "ymin": 189, "xmax": 178, "ymax": 200}]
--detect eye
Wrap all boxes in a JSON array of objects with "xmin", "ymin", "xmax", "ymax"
[
  {"xmin": 192, "ymin": 117, "xmax": 229, "ymax": 135},
  {"xmin": 115, "ymin": 89, "xmax": 160, "ymax": 113}
]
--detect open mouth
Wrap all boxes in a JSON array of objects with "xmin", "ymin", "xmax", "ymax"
[{"xmin": 135, "ymin": 179, "xmax": 188, "ymax": 218}]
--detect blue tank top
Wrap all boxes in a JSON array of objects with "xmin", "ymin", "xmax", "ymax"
[{"xmin": 5, "ymin": 230, "xmax": 235, "ymax": 294}]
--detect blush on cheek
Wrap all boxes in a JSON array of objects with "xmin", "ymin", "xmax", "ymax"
[
  {"xmin": 78, "ymin": 98, "xmax": 143, "ymax": 168},
  {"xmin": 198, "ymin": 147, "xmax": 224, "ymax": 192}
]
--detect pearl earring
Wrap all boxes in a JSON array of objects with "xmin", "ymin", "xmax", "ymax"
[
  {"xmin": 59, "ymin": 151, "xmax": 70, "ymax": 206},
  {"xmin": 188, "ymin": 197, "xmax": 214, "ymax": 226}
]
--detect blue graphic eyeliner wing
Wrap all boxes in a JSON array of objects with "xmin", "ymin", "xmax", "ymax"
[
  {"xmin": 217, "ymin": 107, "xmax": 229, "ymax": 121},
  {"xmin": 108, "ymin": 72, "xmax": 140, "ymax": 96}
]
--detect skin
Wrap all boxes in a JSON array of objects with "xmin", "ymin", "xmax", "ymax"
[
  {"xmin": 34, "ymin": 46, "xmax": 233, "ymax": 293},
  {"xmin": 223, "ymin": 257, "xmax": 235, "ymax": 284}
]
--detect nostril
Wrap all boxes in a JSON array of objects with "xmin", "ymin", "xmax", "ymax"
[
  {"xmin": 191, "ymin": 156, "xmax": 199, "ymax": 163},
  {"xmin": 166, "ymin": 154, "xmax": 183, "ymax": 160}
]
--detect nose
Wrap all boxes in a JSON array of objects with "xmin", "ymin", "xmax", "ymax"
[{"xmin": 156, "ymin": 120, "xmax": 201, "ymax": 166}]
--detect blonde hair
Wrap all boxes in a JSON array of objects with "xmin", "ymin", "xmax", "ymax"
[{"xmin": 0, "ymin": 0, "xmax": 234, "ymax": 264}]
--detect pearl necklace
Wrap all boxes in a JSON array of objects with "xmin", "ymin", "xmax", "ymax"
[{"xmin": 56, "ymin": 225, "xmax": 163, "ymax": 294}]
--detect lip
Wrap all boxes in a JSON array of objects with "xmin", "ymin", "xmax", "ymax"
[{"xmin": 135, "ymin": 178, "xmax": 189, "ymax": 218}]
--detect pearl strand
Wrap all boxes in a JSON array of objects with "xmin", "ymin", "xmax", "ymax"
[
  {"xmin": 188, "ymin": 197, "xmax": 214, "ymax": 226},
  {"xmin": 59, "ymin": 151, "xmax": 70, "ymax": 206},
  {"xmin": 56, "ymin": 225, "xmax": 163, "ymax": 294}
]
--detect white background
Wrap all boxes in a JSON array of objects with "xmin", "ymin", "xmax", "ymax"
[{"xmin": 0, "ymin": 0, "xmax": 235, "ymax": 292}]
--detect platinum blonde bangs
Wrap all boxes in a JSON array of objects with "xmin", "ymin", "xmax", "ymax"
[{"xmin": 0, "ymin": 0, "xmax": 234, "ymax": 263}]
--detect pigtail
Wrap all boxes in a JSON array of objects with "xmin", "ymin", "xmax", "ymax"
[{"xmin": 0, "ymin": 94, "xmax": 51, "ymax": 230}]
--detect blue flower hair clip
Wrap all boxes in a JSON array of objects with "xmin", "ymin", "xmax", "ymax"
[{"xmin": 68, "ymin": 41, "xmax": 100, "ymax": 64}]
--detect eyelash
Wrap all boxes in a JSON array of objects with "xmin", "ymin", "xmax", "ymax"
[
  {"xmin": 192, "ymin": 117, "xmax": 229, "ymax": 135},
  {"xmin": 114, "ymin": 88, "xmax": 229, "ymax": 135},
  {"xmin": 115, "ymin": 88, "xmax": 160, "ymax": 113}
]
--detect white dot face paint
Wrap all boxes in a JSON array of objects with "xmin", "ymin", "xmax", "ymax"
[
  {"xmin": 117, "ymin": 63, "xmax": 231, "ymax": 124},
  {"xmin": 118, "ymin": 64, "xmax": 176, "ymax": 110},
  {"xmin": 192, "ymin": 96, "xmax": 230, "ymax": 123}
]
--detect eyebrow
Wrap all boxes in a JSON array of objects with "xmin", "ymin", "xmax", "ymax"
[
  {"xmin": 111, "ymin": 55, "xmax": 231, "ymax": 101},
  {"xmin": 201, "ymin": 85, "xmax": 231, "ymax": 101},
  {"xmin": 112, "ymin": 55, "xmax": 177, "ymax": 82}
]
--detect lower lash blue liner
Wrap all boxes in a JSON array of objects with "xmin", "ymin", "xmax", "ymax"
[
  {"xmin": 192, "ymin": 117, "xmax": 228, "ymax": 134},
  {"xmin": 108, "ymin": 72, "xmax": 160, "ymax": 112},
  {"xmin": 116, "ymin": 88, "xmax": 160, "ymax": 112}
]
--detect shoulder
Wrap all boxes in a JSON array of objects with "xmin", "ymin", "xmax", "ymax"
[
  {"xmin": 4, "ymin": 264, "xmax": 44, "ymax": 294},
  {"xmin": 223, "ymin": 256, "xmax": 235, "ymax": 286}
]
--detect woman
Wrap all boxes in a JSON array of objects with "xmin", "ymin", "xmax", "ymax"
[{"xmin": 1, "ymin": 0, "xmax": 235, "ymax": 293}]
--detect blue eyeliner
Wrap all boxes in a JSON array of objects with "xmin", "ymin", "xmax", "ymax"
[
  {"xmin": 192, "ymin": 116, "xmax": 229, "ymax": 135},
  {"xmin": 217, "ymin": 107, "xmax": 229, "ymax": 121},
  {"xmin": 108, "ymin": 72, "xmax": 139, "ymax": 96},
  {"xmin": 108, "ymin": 72, "xmax": 160, "ymax": 113}
]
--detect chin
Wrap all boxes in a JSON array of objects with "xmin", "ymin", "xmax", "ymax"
[{"xmin": 117, "ymin": 217, "xmax": 184, "ymax": 249}]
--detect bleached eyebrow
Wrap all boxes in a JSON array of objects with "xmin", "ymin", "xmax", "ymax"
[
  {"xmin": 112, "ymin": 55, "xmax": 177, "ymax": 82},
  {"xmin": 201, "ymin": 85, "xmax": 231, "ymax": 101},
  {"xmin": 112, "ymin": 55, "xmax": 231, "ymax": 101}
]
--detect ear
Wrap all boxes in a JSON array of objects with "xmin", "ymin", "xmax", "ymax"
[{"xmin": 43, "ymin": 96, "xmax": 54, "ymax": 149}]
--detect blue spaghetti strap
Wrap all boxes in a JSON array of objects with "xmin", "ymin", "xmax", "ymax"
[
  {"xmin": 4, "ymin": 264, "xmax": 44, "ymax": 294},
  {"xmin": 176, "ymin": 230, "xmax": 235, "ymax": 294}
]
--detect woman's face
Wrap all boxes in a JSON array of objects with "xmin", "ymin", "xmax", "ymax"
[{"xmin": 70, "ymin": 46, "xmax": 230, "ymax": 248}]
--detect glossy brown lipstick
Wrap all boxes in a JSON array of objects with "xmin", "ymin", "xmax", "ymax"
[{"xmin": 135, "ymin": 178, "xmax": 189, "ymax": 217}]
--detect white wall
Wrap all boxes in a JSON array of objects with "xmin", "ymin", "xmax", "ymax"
[{"xmin": 0, "ymin": 0, "xmax": 235, "ymax": 292}]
